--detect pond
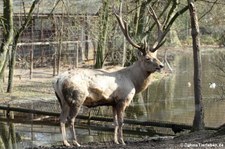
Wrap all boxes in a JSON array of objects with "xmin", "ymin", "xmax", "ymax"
[
  {"xmin": 128, "ymin": 48, "xmax": 225, "ymax": 128},
  {"xmin": 0, "ymin": 113, "xmax": 146, "ymax": 148},
  {"xmin": 0, "ymin": 48, "xmax": 225, "ymax": 148}
]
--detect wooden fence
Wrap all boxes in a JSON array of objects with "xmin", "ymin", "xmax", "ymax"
[{"xmin": 0, "ymin": 105, "xmax": 218, "ymax": 132}]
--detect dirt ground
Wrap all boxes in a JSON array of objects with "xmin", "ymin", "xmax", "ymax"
[{"xmin": 29, "ymin": 130, "xmax": 225, "ymax": 149}]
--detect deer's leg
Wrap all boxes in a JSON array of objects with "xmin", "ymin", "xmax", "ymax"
[
  {"xmin": 68, "ymin": 104, "xmax": 82, "ymax": 147},
  {"xmin": 116, "ymin": 102, "xmax": 126, "ymax": 145},
  {"xmin": 60, "ymin": 104, "xmax": 70, "ymax": 146},
  {"xmin": 112, "ymin": 106, "xmax": 119, "ymax": 144}
]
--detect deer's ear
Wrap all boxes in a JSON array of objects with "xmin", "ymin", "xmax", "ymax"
[
  {"xmin": 137, "ymin": 50, "xmax": 144, "ymax": 58},
  {"xmin": 137, "ymin": 50, "xmax": 145, "ymax": 61},
  {"xmin": 136, "ymin": 50, "xmax": 144, "ymax": 59}
]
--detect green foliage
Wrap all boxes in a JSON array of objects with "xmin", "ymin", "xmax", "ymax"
[
  {"xmin": 195, "ymin": 0, "xmax": 225, "ymax": 46},
  {"xmin": 201, "ymin": 35, "xmax": 217, "ymax": 45},
  {"xmin": 219, "ymin": 34, "xmax": 225, "ymax": 47}
]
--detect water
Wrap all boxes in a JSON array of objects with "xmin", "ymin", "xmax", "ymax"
[
  {"xmin": 0, "ymin": 48, "xmax": 225, "ymax": 148},
  {"xmin": 127, "ymin": 48, "xmax": 225, "ymax": 127},
  {"xmin": 0, "ymin": 116, "xmax": 143, "ymax": 148}
]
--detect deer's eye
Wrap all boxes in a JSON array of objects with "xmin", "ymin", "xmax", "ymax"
[{"xmin": 146, "ymin": 57, "xmax": 152, "ymax": 62}]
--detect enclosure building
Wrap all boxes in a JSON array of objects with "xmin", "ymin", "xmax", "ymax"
[{"xmin": 0, "ymin": 0, "xmax": 102, "ymax": 72}]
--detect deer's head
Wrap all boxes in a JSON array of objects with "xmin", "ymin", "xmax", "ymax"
[
  {"xmin": 114, "ymin": 9, "xmax": 164, "ymax": 73},
  {"xmin": 137, "ymin": 49, "xmax": 164, "ymax": 73}
]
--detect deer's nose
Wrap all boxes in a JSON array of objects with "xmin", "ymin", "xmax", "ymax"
[{"xmin": 159, "ymin": 64, "xmax": 164, "ymax": 68}]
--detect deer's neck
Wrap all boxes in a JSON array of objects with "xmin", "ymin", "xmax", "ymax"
[{"xmin": 124, "ymin": 61, "xmax": 152, "ymax": 93}]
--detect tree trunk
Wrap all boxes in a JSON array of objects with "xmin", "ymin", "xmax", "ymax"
[
  {"xmin": 30, "ymin": 48, "xmax": 34, "ymax": 79},
  {"xmin": 57, "ymin": 11, "xmax": 64, "ymax": 74},
  {"xmin": 119, "ymin": 0, "xmax": 127, "ymax": 67},
  {"xmin": 57, "ymin": 31, "xmax": 62, "ymax": 74},
  {"xmin": 95, "ymin": 0, "xmax": 109, "ymax": 68},
  {"xmin": 0, "ymin": 0, "xmax": 14, "ymax": 92},
  {"xmin": 30, "ymin": 19, "xmax": 34, "ymax": 79},
  {"xmin": 85, "ymin": 14, "xmax": 89, "ymax": 60},
  {"xmin": 7, "ymin": 0, "xmax": 39, "ymax": 92},
  {"xmin": 187, "ymin": 0, "xmax": 205, "ymax": 131},
  {"xmin": 7, "ymin": 31, "xmax": 22, "ymax": 92},
  {"xmin": 7, "ymin": 45, "xmax": 14, "ymax": 92}
]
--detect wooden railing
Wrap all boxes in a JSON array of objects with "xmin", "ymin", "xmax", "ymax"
[{"xmin": 0, "ymin": 105, "xmax": 217, "ymax": 131}]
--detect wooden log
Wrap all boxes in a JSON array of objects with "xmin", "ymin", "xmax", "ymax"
[
  {"xmin": 0, "ymin": 105, "xmax": 217, "ymax": 130},
  {"xmin": 0, "ymin": 117, "xmax": 168, "ymax": 137}
]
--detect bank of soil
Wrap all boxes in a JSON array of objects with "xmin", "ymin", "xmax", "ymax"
[{"xmin": 30, "ymin": 130, "xmax": 225, "ymax": 149}]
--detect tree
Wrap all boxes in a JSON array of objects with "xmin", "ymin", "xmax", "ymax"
[
  {"xmin": 195, "ymin": 0, "xmax": 225, "ymax": 46},
  {"xmin": 0, "ymin": 0, "xmax": 14, "ymax": 92},
  {"xmin": 7, "ymin": 0, "xmax": 40, "ymax": 93},
  {"xmin": 211, "ymin": 52, "xmax": 225, "ymax": 100},
  {"xmin": 95, "ymin": 0, "xmax": 109, "ymax": 68},
  {"xmin": 187, "ymin": 0, "xmax": 205, "ymax": 131}
]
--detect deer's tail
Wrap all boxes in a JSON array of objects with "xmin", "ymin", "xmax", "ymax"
[{"xmin": 52, "ymin": 76, "xmax": 65, "ymax": 108}]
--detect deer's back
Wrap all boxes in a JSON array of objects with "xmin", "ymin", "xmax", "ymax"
[{"xmin": 56, "ymin": 68, "xmax": 136, "ymax": 107}]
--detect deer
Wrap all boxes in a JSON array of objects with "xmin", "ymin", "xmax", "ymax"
[{"xmin": 53, "ymin": 7, "xmax": 166, "ymax": 147}]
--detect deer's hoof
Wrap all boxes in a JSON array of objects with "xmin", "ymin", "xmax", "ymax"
[
  {"xmin": 119, "ymin": 139, "xmax": 126, "ymax": 145},
  {"xmin": 121, "ymin": 141, "xmax": 126, "ymax": 145},
  {"xmin": 72, "ymin": 140, "xmax": 81, "ymax": 147},
  {"xmin": 63, "ymin": 140, "xmax": 71, "ymax": 147},
  {"xmin": 114, "ymin": 140, "xmax": 119, "ymax": 144}
]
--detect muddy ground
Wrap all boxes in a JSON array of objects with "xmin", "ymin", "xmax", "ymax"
[{"xmin": 29, "ymin": 130, "xmax": 225, "ymax": 149}]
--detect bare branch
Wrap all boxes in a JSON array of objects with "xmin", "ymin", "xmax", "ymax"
[
  {"xmin": 18, "ymin": 0, "xmax": 40, "ymax": 35},
  {"xmin": 163, "ymin": 0, "xmax": 179, "ymax": 27},
  {"xmin": 199, "ymin": 0, "xmax": 218, "ymax": 21},
  {"xmin": 48, "ymin": 0, "xmax": 61, "ymax": 18},
  {"xmin": 197, "ymin": 0, "xmax": 225, "ymax": 5}
]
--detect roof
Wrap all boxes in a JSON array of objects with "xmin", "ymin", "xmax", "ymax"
[{"xmin": 0, "ymin": 0, "xmax": 102, "ymax": 15}]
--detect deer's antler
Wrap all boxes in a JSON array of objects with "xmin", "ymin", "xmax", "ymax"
[
  {"xmin": 114, "ymin": 4, "xmax": 168, "ymax": 54},
  {"xmin": 114, "ymin": 11, "xmax": 147, "ymax": 55},
  {"xmin": 147, "ymin": 6, "xmax": 167, "ymax": 52}
]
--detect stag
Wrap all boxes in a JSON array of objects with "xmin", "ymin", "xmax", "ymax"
[{"xmin": 53, "ymin": 8, "xmax": 165, "ymax": 147}]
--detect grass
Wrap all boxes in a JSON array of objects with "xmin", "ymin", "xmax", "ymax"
[{"xmin": 1, "ymin": 68, "xmax": 55, "ymax": 102}]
